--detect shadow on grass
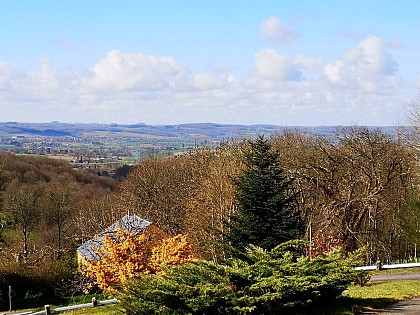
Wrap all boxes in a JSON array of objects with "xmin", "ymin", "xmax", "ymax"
[
  {"xmin": 0, "ymin": 296, "xmax": 64, "ymax": 313},
  {"xmin": 2, "ymin": 294, "xmax": 397, "ymax": 315},
  {"xmin": 0, "ymin": 293, "xmax": 108, "ymax": 313}
]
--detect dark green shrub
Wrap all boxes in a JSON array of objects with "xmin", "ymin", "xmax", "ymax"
[{"xmin": 118, "ymin": 240, "xmax": 365, "ymax": 314}]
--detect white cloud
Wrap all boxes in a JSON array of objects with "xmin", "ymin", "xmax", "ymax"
[
  {"xmin": 323, "ymin": 61, "xmax": 343, "ymax": 84},
  {"xmin": 0, "ymin": 37, "xmax": 413, "ymax": 126},
  {"xmin": 251, "ymin": 49, "xmax": 322, "ymax": 82},
  {"xmin": 27, "ymin": 59, "xmax": 61, "ymax": 93},
  {"xmin": 253, "ymin": 49, "xmax": 302, "ymax": 81},
  {"xmin": 260, "ymin": 17, "xmax": 298, "ymax": 45},
  {"xmin": 191, "ymin": 73, "xmax": 237, "ymax": 90},
  {"xmin": 87, "ymin": 50, "xmax": 189, "ymax": 92},
  {"xmin": 343, "ymin": 35, "xmax": 398, "ymax": 75},
  {"xmin": 0, "ymin": 61, "xmax": 21, "ymax": 90},
  {"xmin": 323, "ymin": 35, "xmax": 399, "ymax": 91}
]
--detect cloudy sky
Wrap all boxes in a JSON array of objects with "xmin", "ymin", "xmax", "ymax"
[{"xmin": 0, "ymin": 0, "xmax": 419, "ymax": 126}]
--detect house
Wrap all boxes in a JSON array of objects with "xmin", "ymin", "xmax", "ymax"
[{"xmin": 76, "ymin": 214, "xmax": 168, "ymax": 265}]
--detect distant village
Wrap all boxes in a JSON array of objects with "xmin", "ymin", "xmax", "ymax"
[
  {"xmin": 0, "ymin": 131, "xmax": 196, "ymax": 177},
  {"xmin": 0, "ymin": 122, "xmax": 400, "ymax": 177}
]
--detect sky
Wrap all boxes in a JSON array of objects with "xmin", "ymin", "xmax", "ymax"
[{"xmin": 0, "ymin": 0, "xmax": 419, "ymax": 126}]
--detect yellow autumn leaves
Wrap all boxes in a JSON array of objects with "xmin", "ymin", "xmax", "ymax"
[{"xmin": 82, "ymin": 229, "xmax": 195, "ymax": 292}]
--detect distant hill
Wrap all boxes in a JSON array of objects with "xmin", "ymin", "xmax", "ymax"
[{"xmin": 0, "ymin": 122, "xmax": 399, "ymax": 140}]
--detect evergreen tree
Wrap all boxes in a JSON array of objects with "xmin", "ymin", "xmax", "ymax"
[{"xmin": 226, "ymin": 135, "xmax": 303, "ymax": 252}]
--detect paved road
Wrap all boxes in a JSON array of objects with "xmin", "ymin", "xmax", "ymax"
[
  {"xmin": 363, "ymin": 272, "xmax": 420, "ymax": 314},
  {"xmin": 370, "ymin": 272, "xmax": 420, "ymax": 282},
  {"xmin": 362, "ymin": 298, "xmax": 420, "ymax": 314}
]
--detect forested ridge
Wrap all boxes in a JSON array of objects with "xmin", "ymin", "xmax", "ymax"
[
  {"xmin": 118, "ymin": 127, "xmax": 418, "ymax": 263},
  {"xmin": 0, "ymin": 125, "xmax": 418, "ymax": 303}
]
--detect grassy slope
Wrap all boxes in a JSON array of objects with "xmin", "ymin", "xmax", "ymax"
[
  {"xmin": 296, "ymin": 280, "xmax": 420, "ymax": 315},
  {"xmin": 54, "ymin": 305, "xmax": 118, "ymax": 315}
]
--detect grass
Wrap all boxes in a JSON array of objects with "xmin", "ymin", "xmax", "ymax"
[
  {"xmin": 2, "ymin": 293, "xmax": 111, "ymax": 314},
  {"xmin": 371, "ymin": 266, "xmax": 420, "ymax": 275},
  {"xmin": 346, "ymin": 280, "xmax": 420, "ymax": 306},
  {"xmin": 297, "ymin": 280, "xmax": 420, "ymax": 315},
  {"xmin": 348, "ymin": 280, "xmax": 420, "ymax": 300},
  {"xmin": 52, "ymin": 305, "xmax": 119, "ymax": 315}
]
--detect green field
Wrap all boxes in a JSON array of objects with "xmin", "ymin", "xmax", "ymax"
[{"xmin": 0, "ymin": 144, "xmax": 17, "ymax": 150}]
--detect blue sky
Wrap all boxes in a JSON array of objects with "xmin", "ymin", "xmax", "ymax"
[{"xmin": 0, "ymin": 0, "xmax": 419, "ymax": 125}]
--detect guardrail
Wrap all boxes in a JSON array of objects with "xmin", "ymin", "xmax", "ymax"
[
  {"xmin": 355, "ymin": 262, "xmax": 420, "ymax": 271},
  {"xmin": 10, "ymin": 298, "xmax": 119, "ymax": 315}
]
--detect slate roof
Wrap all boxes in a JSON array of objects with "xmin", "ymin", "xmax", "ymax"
[{"xmin": 77, "ymin": 214, "xmax": 152, "ymax": 261}]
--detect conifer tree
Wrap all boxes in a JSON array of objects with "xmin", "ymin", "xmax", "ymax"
[{"xmin": 226, "ymin": 135, "xmax": 303, "ymax": 252}]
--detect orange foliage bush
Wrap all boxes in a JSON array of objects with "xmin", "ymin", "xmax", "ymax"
[
  {"xmin": 150, "ymin": 234, "xmax": 195, "ymax": 274},
  {"xmin": 82, "ymin": 230, "xmax": 194, "ymax": 292}
]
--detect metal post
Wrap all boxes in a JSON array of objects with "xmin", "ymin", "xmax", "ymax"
[
  {"xmin": 8, "ymin": 285, "xmax": 12, "ymax": 312},
  {"xmin": 45, "ymin": 304, "xmax": 51, "ymax": 315}
]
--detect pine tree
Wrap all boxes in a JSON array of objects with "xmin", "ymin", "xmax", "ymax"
[{"xmin": 226, "ymin": 135, "xmax": 303, "ymax": 252}]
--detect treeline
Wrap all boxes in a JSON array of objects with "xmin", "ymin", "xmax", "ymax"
[
  {"xmin": 0, "ymin": 126, "xmax": 418, "ymax": 299},
  {"xmin": 0, "ymin": 153, "xmax": 119, "ymax": 298},
  {"xmin": 116, "ymin": 127, "xmax": 418, "ymax": 264}
]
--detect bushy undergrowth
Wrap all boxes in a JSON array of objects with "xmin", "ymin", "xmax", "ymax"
[
  {"xmin": 0, "ymin": 255, "xmax": 76, "ymax": 303},
  {"xmin": 118, "ymin": 240, "xmax": 365, "ymax": 315}
]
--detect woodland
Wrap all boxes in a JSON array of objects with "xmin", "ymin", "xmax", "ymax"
[{"xmin": 0, "ymin": 117, "xmax": 418, "ymax": 312}]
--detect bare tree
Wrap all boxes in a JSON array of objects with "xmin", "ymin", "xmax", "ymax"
[
  {"xmin": 396, "ymin": 97, "xmax": 420, "ymax": 258},
  {"xmin": 407, "ymin": 97, "xmax": 420, "ymax": 151},
  {"xmin": 74, "ymin": 193, "xmax": 123, "ymax": 244},
  {"xmin": 118, "ymin": 154, "xmax": 204, "ymax": 236},
  {"xmin": 42, "ymin": 177, "xmax": 78, "ymax": 259},
  {"xmin": 407, "ymin": 99, "xmax": 420, "ymax": 192},
  {"xmin": 271, "ymin": 128, "xmax": 413, "ymax": 263},
  {"xmin": 4, "ymin": 181, "xmax": 42, "ymax": 260},
  {"xmin": 116, "ymin": 146, "xmax": 242, "ymax": 261},
  {"xmin": 186, "ymin": 145, "xmax": 241, "ymax": 261}
]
